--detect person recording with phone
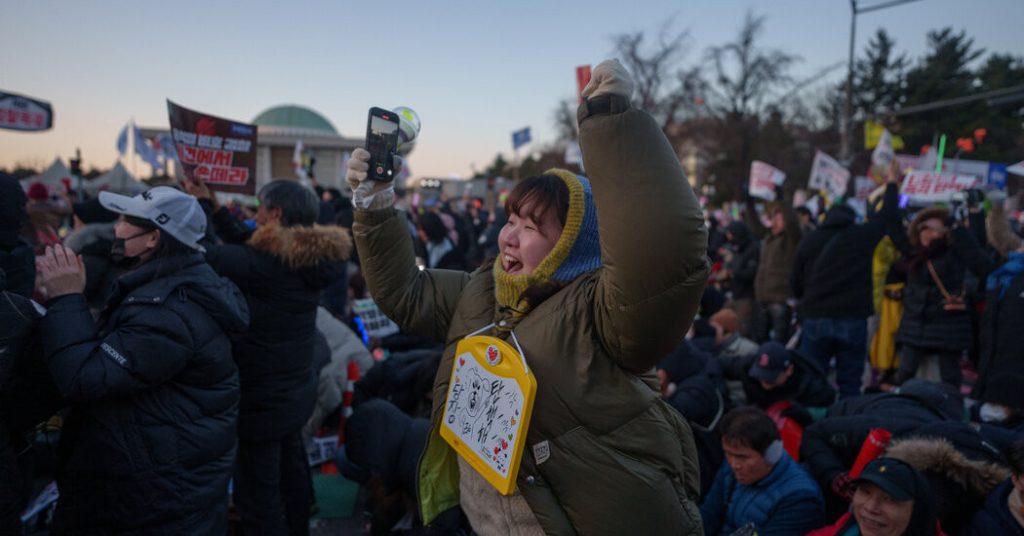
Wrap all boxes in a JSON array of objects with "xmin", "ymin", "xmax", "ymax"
[
  {"xmin": 892, "ymin": 195, "xmax": 994, "ymax": 388},
  {"xmin": 347, "ymin": 59, "xmax": 709, "ymax": 534}
]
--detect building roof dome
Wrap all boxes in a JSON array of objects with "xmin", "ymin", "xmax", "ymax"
[{"xmin": 252, "ymin": 105, "xmax": 338, "ymax": 134}]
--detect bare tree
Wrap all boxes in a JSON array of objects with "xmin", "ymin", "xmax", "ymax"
[
  {"xmin": 704, "ymin": 11, "xmax": 799, "ymax": 119},
  {"xmin": 613, "ymin": 21, "xmax": 706, "ymax": 132}
]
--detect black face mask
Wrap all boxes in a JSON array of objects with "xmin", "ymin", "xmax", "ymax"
[{"xmin": 110, "ymin": 230, "xmax": 154, "ymax": 268}]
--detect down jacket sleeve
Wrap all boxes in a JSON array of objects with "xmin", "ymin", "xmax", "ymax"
[
  {"xmin": 353, "ymin": 209, "xmax": 471, "ymax": 343},
  {"xmin": 40, "ymin": 294, "xmax": 192, "ymax": 401},
  {"xmin": 580, "ymin": 105, "xmax": 710, "ymax": 373}
]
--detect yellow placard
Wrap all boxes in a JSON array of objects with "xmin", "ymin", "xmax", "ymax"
[{"xmin": 439, "ymin": 335, "xmax": 537, "ymax": 495}]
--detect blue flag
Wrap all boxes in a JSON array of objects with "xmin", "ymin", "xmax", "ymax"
[
  {"xmin": 116, "ymin": 124, "xmax": 128, "ymax": 155},
  {"xmin": 134, "ymin": 125, "xmax": 161, "ymax": 168},
  {"xmin": 512, "ymin": 127, "xmax": 531, "ymax": 150}
]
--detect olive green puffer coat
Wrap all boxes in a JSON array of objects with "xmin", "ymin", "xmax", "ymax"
[{"xmin": 353, "ymin": 101, "xmax": 709, "ymax": 535}]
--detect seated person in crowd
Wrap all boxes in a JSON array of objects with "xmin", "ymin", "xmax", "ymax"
[
  {"xmin": 966, "ymin": 439, "xmax": 1024, "ymax": 535},
  {"xmin": 724, "ymin": 341, "xmax": 835, "ymax": 416},
  {"xmin": 810, "ymin": 457, "xmax": 941, "ymax": 536},
  {"xmin": 700, "ymin": 407, "xmax": 824, "ymax": 536},
  {"xmin": 693, "ymin": 308, "xmax": 759, "ymax": 405}
]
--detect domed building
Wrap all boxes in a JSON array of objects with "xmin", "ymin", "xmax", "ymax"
[{"xmin": 251, "ymin": 104, "xmax": 363, "ymax": 190}]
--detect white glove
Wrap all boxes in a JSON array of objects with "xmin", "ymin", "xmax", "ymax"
[
  {"xmin": 581, "ymin": 59, "xmax": 635, "ymax": 100},
  {"xmin": 346, "ymin": 148, "xmax": 402, "ymax": 210}
]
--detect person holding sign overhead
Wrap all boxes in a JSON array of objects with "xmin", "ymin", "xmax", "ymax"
[{"xmin": 347, "ymin": 59, "xmax": 709, "ymax": 534}]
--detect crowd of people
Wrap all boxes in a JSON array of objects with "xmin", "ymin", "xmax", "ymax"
[{"xmin": 1, "ymin": 59, "xmax": 1023, "ymax": 535}]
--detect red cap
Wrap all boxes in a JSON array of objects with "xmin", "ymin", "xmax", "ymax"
[{"xmin": 26, "ymin": 182, "xmax": 49, "ymax": 200}]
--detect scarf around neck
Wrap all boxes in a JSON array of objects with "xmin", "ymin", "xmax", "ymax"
[{"xmin": 493, "ymin": 169, "xmax": 601, "ymax": 318}]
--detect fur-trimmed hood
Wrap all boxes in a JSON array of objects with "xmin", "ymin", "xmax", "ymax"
[
  {"xmin": 908, "ymin": 207, "xmax": 950, "ymax": 249},
  {"xmin": 886, "ymin": 437, "xmax": 1008, "ymax": 497},
  {"xmin": 247, "ymin": 223, "xmax": 352, "ymax": 269}
]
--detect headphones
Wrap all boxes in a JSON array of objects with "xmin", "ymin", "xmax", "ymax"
[{"xmin": 763, "ymin": 440, "xmax": 784, "ymax": 465}]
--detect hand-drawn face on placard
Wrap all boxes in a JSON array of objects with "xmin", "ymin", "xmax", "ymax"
[{"xmin": 443, "ymin": 350, "xmax": 528, "ymax": 481}]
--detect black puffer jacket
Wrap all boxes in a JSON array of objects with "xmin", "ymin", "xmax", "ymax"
[
  {"xmin": 791, "ymin": 184, "xmax": 899, "ymax": 318},
  {"xmin": 724, "ymin": 221, "xmax": 759, "ymax": 300},
  {"xmin": 40, "ymin": 253, "xmax": 249, "ymax": 534},
  {"xmin": 895, "ymin": 226, "xmax": 994, "ymax": 352},
  {"xmin": 1, "ymin": 268, "xmax": 57, "ymax": 532},
  {"xmin": 974, "ymin": 270, "xmax": 1024, "ymax": 407},
  {"xmin": 0, "ymin": 175, "xmax": 34, "ymax": 299},
  {"xmin": 0, "ymin": 238, "xmax": 34, "ymax": 299},
  {"xmin": 206, "ymin": 211, "xmax": 350, "ymax": 441}
]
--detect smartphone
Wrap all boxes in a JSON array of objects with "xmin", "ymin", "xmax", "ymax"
[{"xmin": 365, "ymin": 107, "xmax": 400, "ymax": 181}]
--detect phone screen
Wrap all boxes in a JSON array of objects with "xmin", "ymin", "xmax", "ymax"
[
  {"xmin": 371, "ymin": 116, "xmax": 398, "ymax": 136},
  {"xmin": 366, "ymin": 107, "xmax": 400, "ymax": 180}
]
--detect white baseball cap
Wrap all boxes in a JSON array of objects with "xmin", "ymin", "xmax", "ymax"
[{"xmin": 99, "ymin": 186, "xmax": 207, "ymax": 252}]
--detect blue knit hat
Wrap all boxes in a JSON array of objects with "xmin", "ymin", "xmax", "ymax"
[{"xmin": 493, "ymin": 169, "xmax": 602, "ymax": 315}]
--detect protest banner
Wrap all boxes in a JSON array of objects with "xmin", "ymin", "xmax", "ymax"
[
  {"xmin": 808, "ymin": 151, "xmax": 850, "ymax": 200},
  {"xmin": 900, "ymin": 170, "xmax": 980, "ymax": 204},
  {"xmin": 749, "ymin": 160, "xmax": 786, "ymax": 201},
  {"xmin": 0, "ymin": 90, "xmax": 52, "ymax": 131},
  {"xmin": 167, "ymin": 100, "xmax": 258, "ymax": 194}
]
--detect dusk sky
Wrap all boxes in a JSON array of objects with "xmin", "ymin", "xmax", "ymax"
[{"xmin": 1, "ymin": 0, "xmax": 1021, "ymax": 181}]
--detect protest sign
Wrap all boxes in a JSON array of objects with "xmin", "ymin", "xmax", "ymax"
[
  {"xmin": 0, "ymin": 90, "xmax": 52, "ymax": 131},
  {"xmin": 854, "ymin": 176, "xmax": 876, "ymax": 200},
  {"xmin": 749, "ymin": 160, "xmax": 786, "ymax": 201},
  {"xmin": 352, "ymin": 298, "xmax": 400, "ymax": 339},
  {"xmin": 809, "ymin": 151, "xmax": 850, "ymax": 200},
  {"xmin": 900, "ymin": 170, "xmax": 979, "ymax": 204},
  {"xmin": 871, "ymin": 129, "xmax": 895, "ymax": 169},
  {"xmin": 167, "ymin": 100, "xmax": 258, "ymax": 194}
]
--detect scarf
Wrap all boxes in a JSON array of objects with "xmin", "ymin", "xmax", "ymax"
[
  {"xmin": 493, "ymin": 169, "xmax": 601, "ymax": 319},
  {"xmin": 986, "ymin": 251, "xmax": 1024, "ymax": 301}
]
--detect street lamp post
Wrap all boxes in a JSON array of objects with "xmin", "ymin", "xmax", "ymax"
[{"xmin": 840, "ymin": 0, "xmax": 926, "ymax": 165}]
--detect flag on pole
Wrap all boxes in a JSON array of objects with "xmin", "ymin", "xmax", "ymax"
[
  {"xmin": 576, "ymin": 65, "xmax": 592, "ymax": 104},
  {"xmin": 154, "ymin": 132, "xmax": 178, "ymax": 161},
  {"xmin": 133, "ymin": 123, "xmax": 161, "ymax": 168},
  {"xmin": 512, "ymin": 127, "xmax": 531, "ymax": 150},
  {"xmin": 116, "ymin": 124, "xmax": 129, "ymax": 156},
  {"xmin": 864, "ymin": 120, "xmax": 904, "ymax": 150}
]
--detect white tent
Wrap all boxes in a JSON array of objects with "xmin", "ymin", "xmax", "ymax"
[
  {"xmin": 22, "ymin": 157, "xmax": 71, "ymax": 191},
  {"xmin": 1009, "ymin": 160, "xmax": 1024, "ymax": 176},
  {"xmin": 86, "ymin": 161, "xmax": 147, "ymax": 196}
]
